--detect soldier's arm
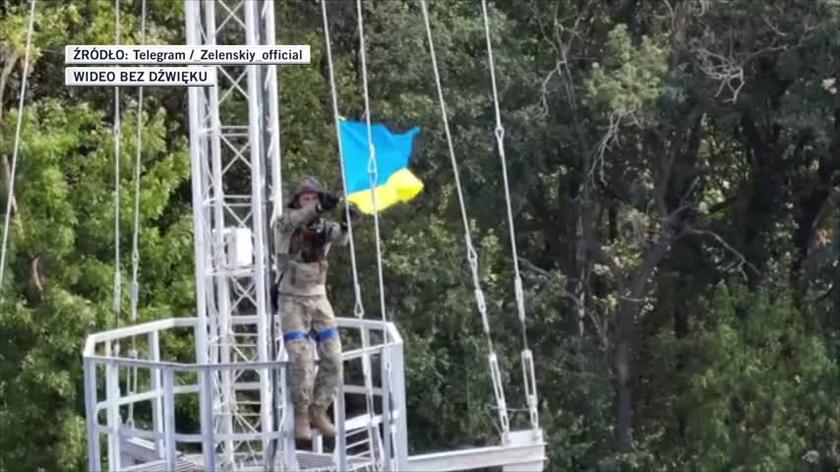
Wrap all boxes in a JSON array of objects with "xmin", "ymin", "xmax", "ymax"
[
  {"xmin": 275, "ymin": 204, "xmax": 321, "ymax": 234},
  {"xmin": 324, "ymin": 204, "xmax": 359, "ymax": 247}
]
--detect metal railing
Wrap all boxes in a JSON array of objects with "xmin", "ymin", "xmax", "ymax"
[{"xmin": 83, "ymin": 316, "xmax": 407, "ymax": 471}]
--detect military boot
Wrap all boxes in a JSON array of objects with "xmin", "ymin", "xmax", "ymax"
[
  {"xmin": 309, "ymin": 405, "xmax": 336, "ymax": 438},
  {"xmin": 294, "ymin": 410, "xmax": 312, "ymax": 441}
]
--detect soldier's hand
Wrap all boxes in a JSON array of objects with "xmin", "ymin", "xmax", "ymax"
[
  {"xmin": 318, "ymin": 192, "xmax": 340, "ymax": 212},
  {"xmin": 341, "ymin": 203, "xmax": 361, "ymax": 227}
]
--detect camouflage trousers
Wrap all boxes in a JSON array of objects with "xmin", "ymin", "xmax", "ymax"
[{"xmin": 279, "ymin": 294, "xmax": 343, "ymax": 414}]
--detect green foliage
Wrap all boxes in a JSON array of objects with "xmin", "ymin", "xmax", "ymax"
[
  {"xmin": 0, "ymin": 51, "xmax": 189, "ymax": 472},
  {"xmin": 1, "ymin": 1, "xmax": 840, "ymax": 471},
  {"xmin": 0, "ymin": 4, "xmax": 80, "ymax": 62},
  {"xmin": 674, "ymin": 284, "xmax": 839, "ymax": 470},
  {"xmin": 585, "ymin": 24, "xmax": 668, "ymax": 120},
  {"xmin": 385, "ymin": 211, "xmax": 504, "ymax": 449}
]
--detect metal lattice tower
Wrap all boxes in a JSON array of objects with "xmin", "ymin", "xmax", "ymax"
[{"xmin": 185, "ymin": 0, "xmax": 284, "ymax": 468}]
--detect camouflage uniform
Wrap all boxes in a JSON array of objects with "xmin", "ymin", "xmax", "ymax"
[
  {"xmin": 272, "ymin": 181, "xmax": 349, "ymax": 415},
  {"xmin": 278, "ymin": 296, "xmax": 342, "ymax": 411}
]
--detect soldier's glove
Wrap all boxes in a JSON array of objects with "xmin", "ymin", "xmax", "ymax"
[
  {"xmin": 317, "ymin": 192, "xmax": 340, "ymax": 212},
  {"xmin": 340, "ymin": 204, "xmax": 361, "ymax": 228}
]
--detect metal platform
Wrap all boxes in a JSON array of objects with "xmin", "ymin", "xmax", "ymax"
[
  {"xmin": 83, "ymin": 316, "xmax": 403, "ymax": 471},
  {"xmin": 122, "ymin": 451, "xmax": 378, "ymax": 472},
  {"xmin": 83, "ymin": 316, "xmax": 545, "ymax": 471}
]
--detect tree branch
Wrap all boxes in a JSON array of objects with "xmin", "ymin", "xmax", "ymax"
[
  {"xmin": 815, "ymin": 283, "xmax": 835, "ymax": 303},
  {"xmin": 30, "ymin": 255, "xmax": 43, "ymax": 293},
  {"xmin": 518, "ymin": 256, "xmax": 553, "ymax": 278},
  {"xmin": 689, "ymin": 228, "xmax": 760, "ymax": 276}
]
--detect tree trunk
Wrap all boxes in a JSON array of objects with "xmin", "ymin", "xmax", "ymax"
[
  {"xmin": 614, "ymin": 291, "xmax": 636, "ymax": 451},
  {"xmin": 739, "ymin": 109, "xmax": 786, "ymax": 289},
  {"xmin": 830, "ymin": 106, "xmax": 840, "ymax": 331},
  {"xmin": 0, "ymin": 52, "xmax": 21, "ymax": 119},
  {"xmin": 1, "ymin": 155, "xmax": 19, "ymax": 225},
  {"xmin": 834, "ymin": 201, "xmax": 840, "ymax": 332},
  {"xmin": 614, "ymin": 240, "xmax": 669, "ymax": 452},
  {"xmin": 1, "ymin": 53, "xmax": 22, "ymax": 232}
]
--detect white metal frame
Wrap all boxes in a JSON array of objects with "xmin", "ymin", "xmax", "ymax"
[
  {"xmin": 185, "ymin": 0, "xmax": 282, "ymax": 468},
  {"xmin": 83, "ymin": 317, "xmax": 409, "ymax": 471}
]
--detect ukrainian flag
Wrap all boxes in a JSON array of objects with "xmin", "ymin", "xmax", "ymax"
[{"xmin": 339, "ymin": 119, "xmax": 424, "ymax": 214}]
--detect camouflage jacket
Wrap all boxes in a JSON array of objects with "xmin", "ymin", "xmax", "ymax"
[{"xmin": 272, "ymin": 203, "xmax": 349, "ymax": 296}]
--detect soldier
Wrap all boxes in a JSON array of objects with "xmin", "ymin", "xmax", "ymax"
[{"xmin": 272, "ymin": 176, "xmax": 358, "ymax": 441}]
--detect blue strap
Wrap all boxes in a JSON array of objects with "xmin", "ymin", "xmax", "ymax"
[
  {"xmin": 315, "ymin": 327, "xmax": 339, "ymax": 343},
  {"xmin": 283, "ymin": 331, "xmax": 308, "ymax": 342}
]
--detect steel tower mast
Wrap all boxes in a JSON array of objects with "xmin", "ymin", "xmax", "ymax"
[{"xmin": 185, "ymin": 0, "xmax": 286, "ymax": 468}]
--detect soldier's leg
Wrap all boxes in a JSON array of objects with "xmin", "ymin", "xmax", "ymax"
[
  {"xmin": 311, "ymin": 295, "xmax": 343, "ymax": 408},
  {"xmin": 280, "ymin": 295, "xmax": 314, "ymax": 414}
]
